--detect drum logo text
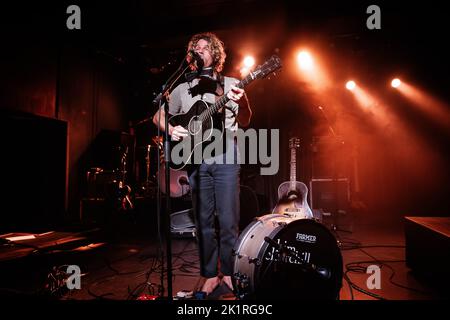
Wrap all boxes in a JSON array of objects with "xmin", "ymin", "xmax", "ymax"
[
  {"xmin": 296, "ymin": 233, "xmax": 317, "ymax": 243},
  {"xmin": 265, "ymin": 239, "xmax": 311, "ymax": 265}
]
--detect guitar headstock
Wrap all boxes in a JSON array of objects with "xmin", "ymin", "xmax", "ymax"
[
  {"xmin": 250, "ymin": 55, "xmax": 282, "ymax": 80},
  {"xmin": 289, "ymin": 137, "xmax": 300, "ymax": 149}
]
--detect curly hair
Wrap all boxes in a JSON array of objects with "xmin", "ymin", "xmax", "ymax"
[{"xmin": 187, "ymin": 32, "xmax": 226, "ymax": 73}]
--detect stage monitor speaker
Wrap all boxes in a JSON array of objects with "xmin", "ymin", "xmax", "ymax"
[
  {"xmin": 309, "ymin": 178, "xmax": 350, "ymax": 214},
  {"xmin": 311, "ymin": 136, "xmax": 350, "ymax": 179},
  {"xmin": 170, "ymin": 208, "xmax": 196, "ymax": 238}
]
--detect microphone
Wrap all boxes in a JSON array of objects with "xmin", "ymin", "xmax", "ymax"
[
  {"xmin": 264, "ymin": 236, "xmax": 283, "ymax": 251},
  {"xmin": 311, "ymin": 265, "xmax": 332, "ymax": 280},
  {"xmin": 188, "ymin": 50, "xmax": 204, "ymax": 70},
  {"xmin": 152, "ymin": 84, "xmax": 166, "ymax": 106}
]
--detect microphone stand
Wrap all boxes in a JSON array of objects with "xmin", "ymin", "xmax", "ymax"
[
  {"xmin": 154, "ymin": 56, "xmax": 193, "ymax": 300},
  {"xmin": 161, "ymin": 90, "xmax": 173, "ymax": 300}
]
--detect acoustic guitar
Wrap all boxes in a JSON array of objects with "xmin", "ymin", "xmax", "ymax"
[
  {"xmin": 272, "ymin": 137, "xmax": 313, "ymax": 219},
  {"xmin": 168, "ymin": 55, "xmax": 282, "ymax": 171}
]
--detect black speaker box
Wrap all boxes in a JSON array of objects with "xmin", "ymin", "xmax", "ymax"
[
  {"xmin": 405, "ymin": 216, "xmax": 450, "ymax": 284},
  {"xmin": 309, "ymin": 178, "xmax": 350, "ymax": 213}
]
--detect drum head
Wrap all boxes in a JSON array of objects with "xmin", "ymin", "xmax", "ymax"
[{"xmin": 237, "ymin": 218, "xmax": 342, "ymax": 300}]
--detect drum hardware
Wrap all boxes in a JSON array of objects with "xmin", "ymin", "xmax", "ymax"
[
  {"xmin": 233, "ymin": 273, "xmax": 251, "ymax": 300},
  {"xmin": 117, "ymin": 146, "xmax": 133, "ymax": 211},
  {"xmin": 248, "ymin": 258, "xmax": 260, "ymax": 265},
  {"xmin": 134, "ymin": 137, "xmax": 165, "ymax": 198},
  {"xmin": 136, "ymin": 141, "xmax": 159, "ymax": 187},
  {"xmin": 145, "ymin": 144, "xmax": 152, "ymax": 183},
  {"xmin": 232, "ymin": 251, "xmax": 261, "ymax": 265},
  {"xmin": 232, "ymin": 250, "xmax": 241, "ymax": 259},
  {"xmin": 275, "ymin": 221, "xmax": 287, "ymax": 227}
]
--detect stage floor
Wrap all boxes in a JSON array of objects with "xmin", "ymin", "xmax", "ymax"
[{"xmin": 1, "ymin": 212, "xmax": 447, "ymax": 301}]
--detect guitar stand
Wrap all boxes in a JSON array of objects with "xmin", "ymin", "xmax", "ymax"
[{"xmin": 330, "ymin": 222, "xmax": 352, "ymax": 234}]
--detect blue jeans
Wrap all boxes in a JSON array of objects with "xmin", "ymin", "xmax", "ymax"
[{"xmin": 189, "ymin": 161, "xmax": 240, "ymax": 278}]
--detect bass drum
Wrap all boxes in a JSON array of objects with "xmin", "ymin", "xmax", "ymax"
[{"xmin": 233, "ymin": 214, "xmax": 343, "ymax": 299}]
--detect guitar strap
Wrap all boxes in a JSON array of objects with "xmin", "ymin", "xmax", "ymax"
[
  {"xmin": 221, "ymin": 75, "xmax": 238, "ymax": 127},
  {"xmin": 214, "ymin": 72, "xmax": 225, "ymax": 97},
  {"xmin": 214, "ymin": 73, "xmax": 226, "ymax": 123},
  {"xmin": 216, "ymin": 74, "xmax": 238, "ymax": 128}
]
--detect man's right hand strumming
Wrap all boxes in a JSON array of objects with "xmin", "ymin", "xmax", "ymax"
[
  {"xmin": 170, "ymin": 125, "xmax": 189, "ymax": 141},
  {"xmin": 152, "ymin": 109, "xmax": 188, "ymax": 141}
]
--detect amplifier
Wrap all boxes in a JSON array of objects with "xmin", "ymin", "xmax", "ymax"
[{"xmin": 309, "ymin": 178, "xmax": 350, "ymax": 213}]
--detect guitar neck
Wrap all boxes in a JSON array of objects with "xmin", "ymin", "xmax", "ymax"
[
  {"xmin": 290, "ymin": 147, "xmax": 297, "ymax": 189},
  {"xmin": 198, "ymin": 73, "xmax": 254, "ymax": 122}
]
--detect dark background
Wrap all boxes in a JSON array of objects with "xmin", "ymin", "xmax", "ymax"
[{"xmin": 0, "ymin": 1, "xmax": 448, "ymax": 232}]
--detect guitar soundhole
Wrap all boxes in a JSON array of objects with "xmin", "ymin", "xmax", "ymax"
[
  {"xmin": 287, "ymin": 190, "xmax": 300, "ymax": 199},
  {"xmin": 188, "ymin": 116, "xmax": 202, "ymax": 135}
]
